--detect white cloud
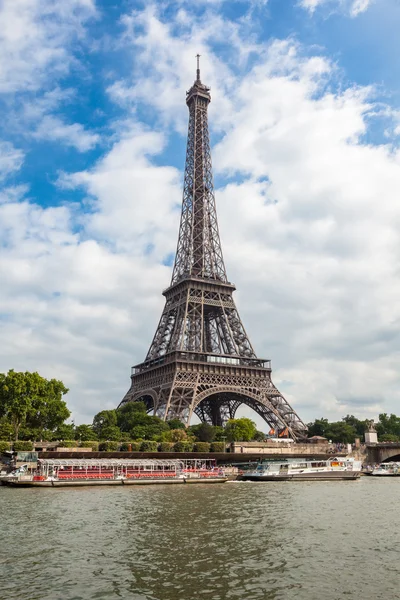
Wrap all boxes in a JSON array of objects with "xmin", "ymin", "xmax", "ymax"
[
  {"xmin": 0, "ymin": 141, "xmax": 24, "ymax": 180},
  {"xmin": 299, "ymin": 0, "xmax": 373, "ymax": 16},
  {"xmin": 33, "ymin": 115, "xmax": 100, "ymax": 152},
  {"xmin": 0, "ymin": 0, "xmax": 96, "ymax": 93}
]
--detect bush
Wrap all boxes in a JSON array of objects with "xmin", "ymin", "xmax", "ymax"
[
  {"xmin": 120, "ymin": 442, "xmax": 131, "ymax": 451},
  {"xmin": 0, "ymin": 441, "xmax": 11, "ymax": 452},
  {"xmin": 193, "ymin": 442, "xmax": 210, "ymax": 453},
  {"xmin": 173, "ymin": 441, "xmax": 194, "ymax": 452},
  {"xmin": 58, "ymin": 440, "xmax": 78, "ymax": 448},
  {"xmin": 159, "ymin": 442, "xmax": 174, "ymax": 452},
  {"xmin": 80, "ymin": 441, "xmax": 99, "ymax": 450},
  {"xmin": 210, "ymin": 442, "xmax": 225, "ymax": 453},
  {"xmin": 99, "ymin": 441, "xmax": 119, "ymax": 451},
  {"xmin": 130, "ymin": 442, "xmax": 141, "ymax": 451},
  {"xmin": 140, "ymin": 441, "xmax": 158, "ymax": 452},
  {"xmin": 13, "ymin": 441, "xmax": 34, "ymax": 451}
]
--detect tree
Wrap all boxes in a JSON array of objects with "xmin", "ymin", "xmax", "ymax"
[
  {"xmin": 167, "ymin": 418, "xmax": 186, "ymax": 430},
  {"xmin": 117, "ymin": 402, "xmax": 147, "ymax": 432},
  {"xmin": 376, "ymin": 413, "xmax": 400, "ymax": 440},
  {"xmin": 307, "ymin": 418, "xmax": 329, "ymax": 438},
  {"xmin": 130, "ymin": 414, "xmax": 169, "ymax": 440},
  {"xmin": 92, "ymin": 410, "xmax": 118, "ymax": 438},
  {"xmin": 342, "ymin": 415, "xmax": 368, "ymax": 439},
  {"xmin": 54, "ymin": 423, "xmax": 75, "ymax": 440},
  {"xmin": 99, "ymin": 425, "xmax": 122, "ymax": 441},
  {"xmin": 190, "ymin": 423, "xmax": 217, "ymax": 443},
  {"xmin": 253, "ymin": 430, "xmax": 266, "ymax": 441},
  {"xmin": 225, "ymin": 418, "xmax": 257, "ymax": 442},
  {"xmin": 325, "ymin": 422, "xmax": 356, "ymax": 444},
  {"xmin": 75, "ymin": 424, "xmax": 97, "ymax": 441},
  {"xmin": 0, "ymin": 370, "xmax": 69, "ymax": 440}
]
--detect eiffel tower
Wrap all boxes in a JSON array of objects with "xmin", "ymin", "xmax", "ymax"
[{"xmin": 120, "ymin": 58, "xmax": 307, "ymax": 439}]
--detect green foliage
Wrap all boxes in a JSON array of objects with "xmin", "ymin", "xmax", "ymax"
[
  {"xmin": 225, "ymin": 418, "xmax": 257, "ymax": 442},
  {"xmin": 58, "ymin": 440, "xmax": 77, "ymax": 448},
  {"xmin": 159, "ymin": 442, "xmax": 174, "ymax": 452},
  {"xmin": 172, "ymin": 441, "xmax": 194, "ymax": 452},
  {"xmin": 376, "ymin": 413, "xmax": 400, "ymax": 441},
  {"xmin": 0, "ymin": 370, "xmax": 69, "ymax": 440},
  {"xmin": 140, "ymin": 440, "xmax": 158, "ymax": 452},
  {"xmin": 99, "ymin": 441, "xmax": 119, "ymax": 451},
  {"xmin": 92, "ymin": 410, "xmax": 118, "ymax": 438},
  {"xmin": 210, "ymin": 442, "xmax": 225, "ymax": 453},
  {"xmin": 379, "ymin": 433, "xmax": 400, "ymax": 442},
  {"xmin": 173, "ymin": 441, "xmax": 187, "ymax": 452},
  {"xmin": 0, "ymin": 441, "xmax": 11, "ymax": 452},
  {"xmin": 253, "ymin": 430, "xmax": 266, "ymax": 441},
  {"xmin": 190, "ymin": 422, "xmax": 216, "ymax": 442},
  {"xmin": 75, "ymin": 424, "xmax": 97, "ymax": 441},
  {"xmin": 117, "ymin": 402, "xmax": 147, "ymax": 431},
  {"xmin": 0, "ymin": 418, "xmax": 13, "ymax": 440},
  {"xmin": 54, "ymin": 423, "xmax": 75, "ymax": 440},
  {"xmin": 193, "ymin": 442, "xmax": 210, "ymax": 452},
  {"xmin": 130, "ymin": 415, "xmax": 169, "ymax": 441},
  {"xmin": 80, "ymin": 441, "xmax": 99, "ymax": 450},
  {"xmin": 307, "ymin": 415, "xmax": 369, "ymax": 443},
  {"xmin": 167, "ymin": 418, "xmax": 186, "ymax": 430},
  {"xmin": 13, "ymin": 440, "xmax": 34, "ymax": 451},
  {"xmin": 130, "ymin": 442, "xmax": 141, "ymax": 451},
  {"xmin": 99, "ymin": 425, "xmax": 122, "ymax": 441}
]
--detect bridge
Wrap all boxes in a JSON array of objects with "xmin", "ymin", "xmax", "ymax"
[{"xmin": 366, "ymin": 443, "xmax": 400, "ymax": 464}]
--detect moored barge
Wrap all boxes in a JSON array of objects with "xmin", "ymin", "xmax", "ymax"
[
  {"xmin": 1, "ymin": 458, "xmax": 228, "ymax": 487},
  {"xmin": 239, "ymin": 457, "xmax": 362, "ymax": 481}
]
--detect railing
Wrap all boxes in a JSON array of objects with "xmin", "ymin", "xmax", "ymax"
[{"xmin": 132, "ymin": 352, "xmax": 271, "ymax": 374}]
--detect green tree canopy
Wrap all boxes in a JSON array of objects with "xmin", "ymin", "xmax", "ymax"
[
  {"xmin": 117, "ymin": 402, "xmax": 147, "ymax": 432},
  {"xmin": 75, "ymin": 424, "xmax": 97, "ymax": 441},
  {"xmin": 225, "ymin": 418, "xmax": 257, "ymax": 442},
  {"xmin": 190, "ymin": 423, "xmax": 217, "ymax": 443},
  {"xmin": 92, "ymin": 410, "xmax": 118, "ymax": 438},
  {"xmin": 167, "ymin": 418, "xmax": 186, "ymax": 430},
  {"xmin": 0, "ymin": 370, "xmax": 69, "ymax": 440}
]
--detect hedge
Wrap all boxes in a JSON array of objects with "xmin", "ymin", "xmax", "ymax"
[
  {"xmin": 193, "ymin": 442, "xmax": 210, "ymax": 453},
  {"xmin": 140, "ymin": 441, "xmax": 158, "ymax": 452},
  {"xmin": 13, "ymin": 441, "xmax": 34, "ymax": 451},
  {"xmin": 0, "ymin": 441, "xmax": 11, "ymax": 452},
  {"xmin": 58, "ymin": 440, "xmax": 78, "ymax": 448},
  {"xmin": 80, "ymin": 441, "xmax": 99, "ymax": 450},
  {"xmin": 130, "ymin": 442, "xmax": 141, "ymax": 451},
  {"xmin": 99, "ymin": 441, "xmax": 119, "ymax": 451},
  {"xmin": 210, "ymin": 442, "xmax": 225, "ymax": 453},
  {"xmin": 174, "ymin": 441, "xmax": 194, "ymax": 452},
  {"xmin": 159, "ymin": 442, "xmax": 174, "ymax": 452}
]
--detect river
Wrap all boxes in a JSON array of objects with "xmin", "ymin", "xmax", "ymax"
[{"xmin": 1, "ymin": 477, "xmax": 399, "ymax": 600}]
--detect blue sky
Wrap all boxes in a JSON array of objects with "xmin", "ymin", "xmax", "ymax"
[{"xmin": 1, "ymin": 0, "xmax": 400, "ymax": 428}]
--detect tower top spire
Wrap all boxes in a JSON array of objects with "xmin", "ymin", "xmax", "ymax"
[{"xmin": 196, "ymin": 53, "xmax": 201, "ymax": 82}]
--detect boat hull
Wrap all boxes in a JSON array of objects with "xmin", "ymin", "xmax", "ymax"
[
  {"xmin": 2, "ymin": 477, "xmax": 228, "ymax": 487},
  {"xmin": 240, "ymin": 471, "xmax": 360, "ymax": 481}
]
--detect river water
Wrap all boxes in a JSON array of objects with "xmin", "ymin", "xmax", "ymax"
[{"xmin": 1, "ymin": 477, "xmax": 399, "ymax": 600}]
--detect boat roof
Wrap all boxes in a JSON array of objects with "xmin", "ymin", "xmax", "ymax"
[{"xmin": 38, "ymin": 458, "xmax": 183, "ymax": 467}]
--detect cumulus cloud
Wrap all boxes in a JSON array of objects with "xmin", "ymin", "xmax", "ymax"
[
  {"xmin": 0, "ymin": 0, "xmax": 96, "ymax": 93},
  {"xmin": 33, "ymin": 116, "xmax": 100, "ymax": 152},
  {"xmin": 0, "ymin": 141, "xmax": 24, "ymax": 180}
]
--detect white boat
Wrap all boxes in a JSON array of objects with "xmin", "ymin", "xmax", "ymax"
[
  {"xmin": 239, "ymin": 457, "xmax": 362, "ymax": 481},
  {"xmin": 1, "ymin": 458, "xmax": 228, "ymax": 487},
  {"xmin": 370, "ymin": 462, "xmax": 400, "ymax": 476}
]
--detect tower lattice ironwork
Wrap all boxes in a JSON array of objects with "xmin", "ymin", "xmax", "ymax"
[{"xmin": 119, "ymin": 58, "xmax": 307, "ymax": 439}]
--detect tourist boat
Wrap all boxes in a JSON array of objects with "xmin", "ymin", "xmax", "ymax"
[
  {"xmin": 369, "ymin": 462, "xmax": 400, "ymax": 476},
  {"xmin": 1, "ymin": 458, "xmax": 228, "ymax": 487},
  {"xmin": 239, "ymin": 458, "xmax": 362, "ymax": 481}
]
